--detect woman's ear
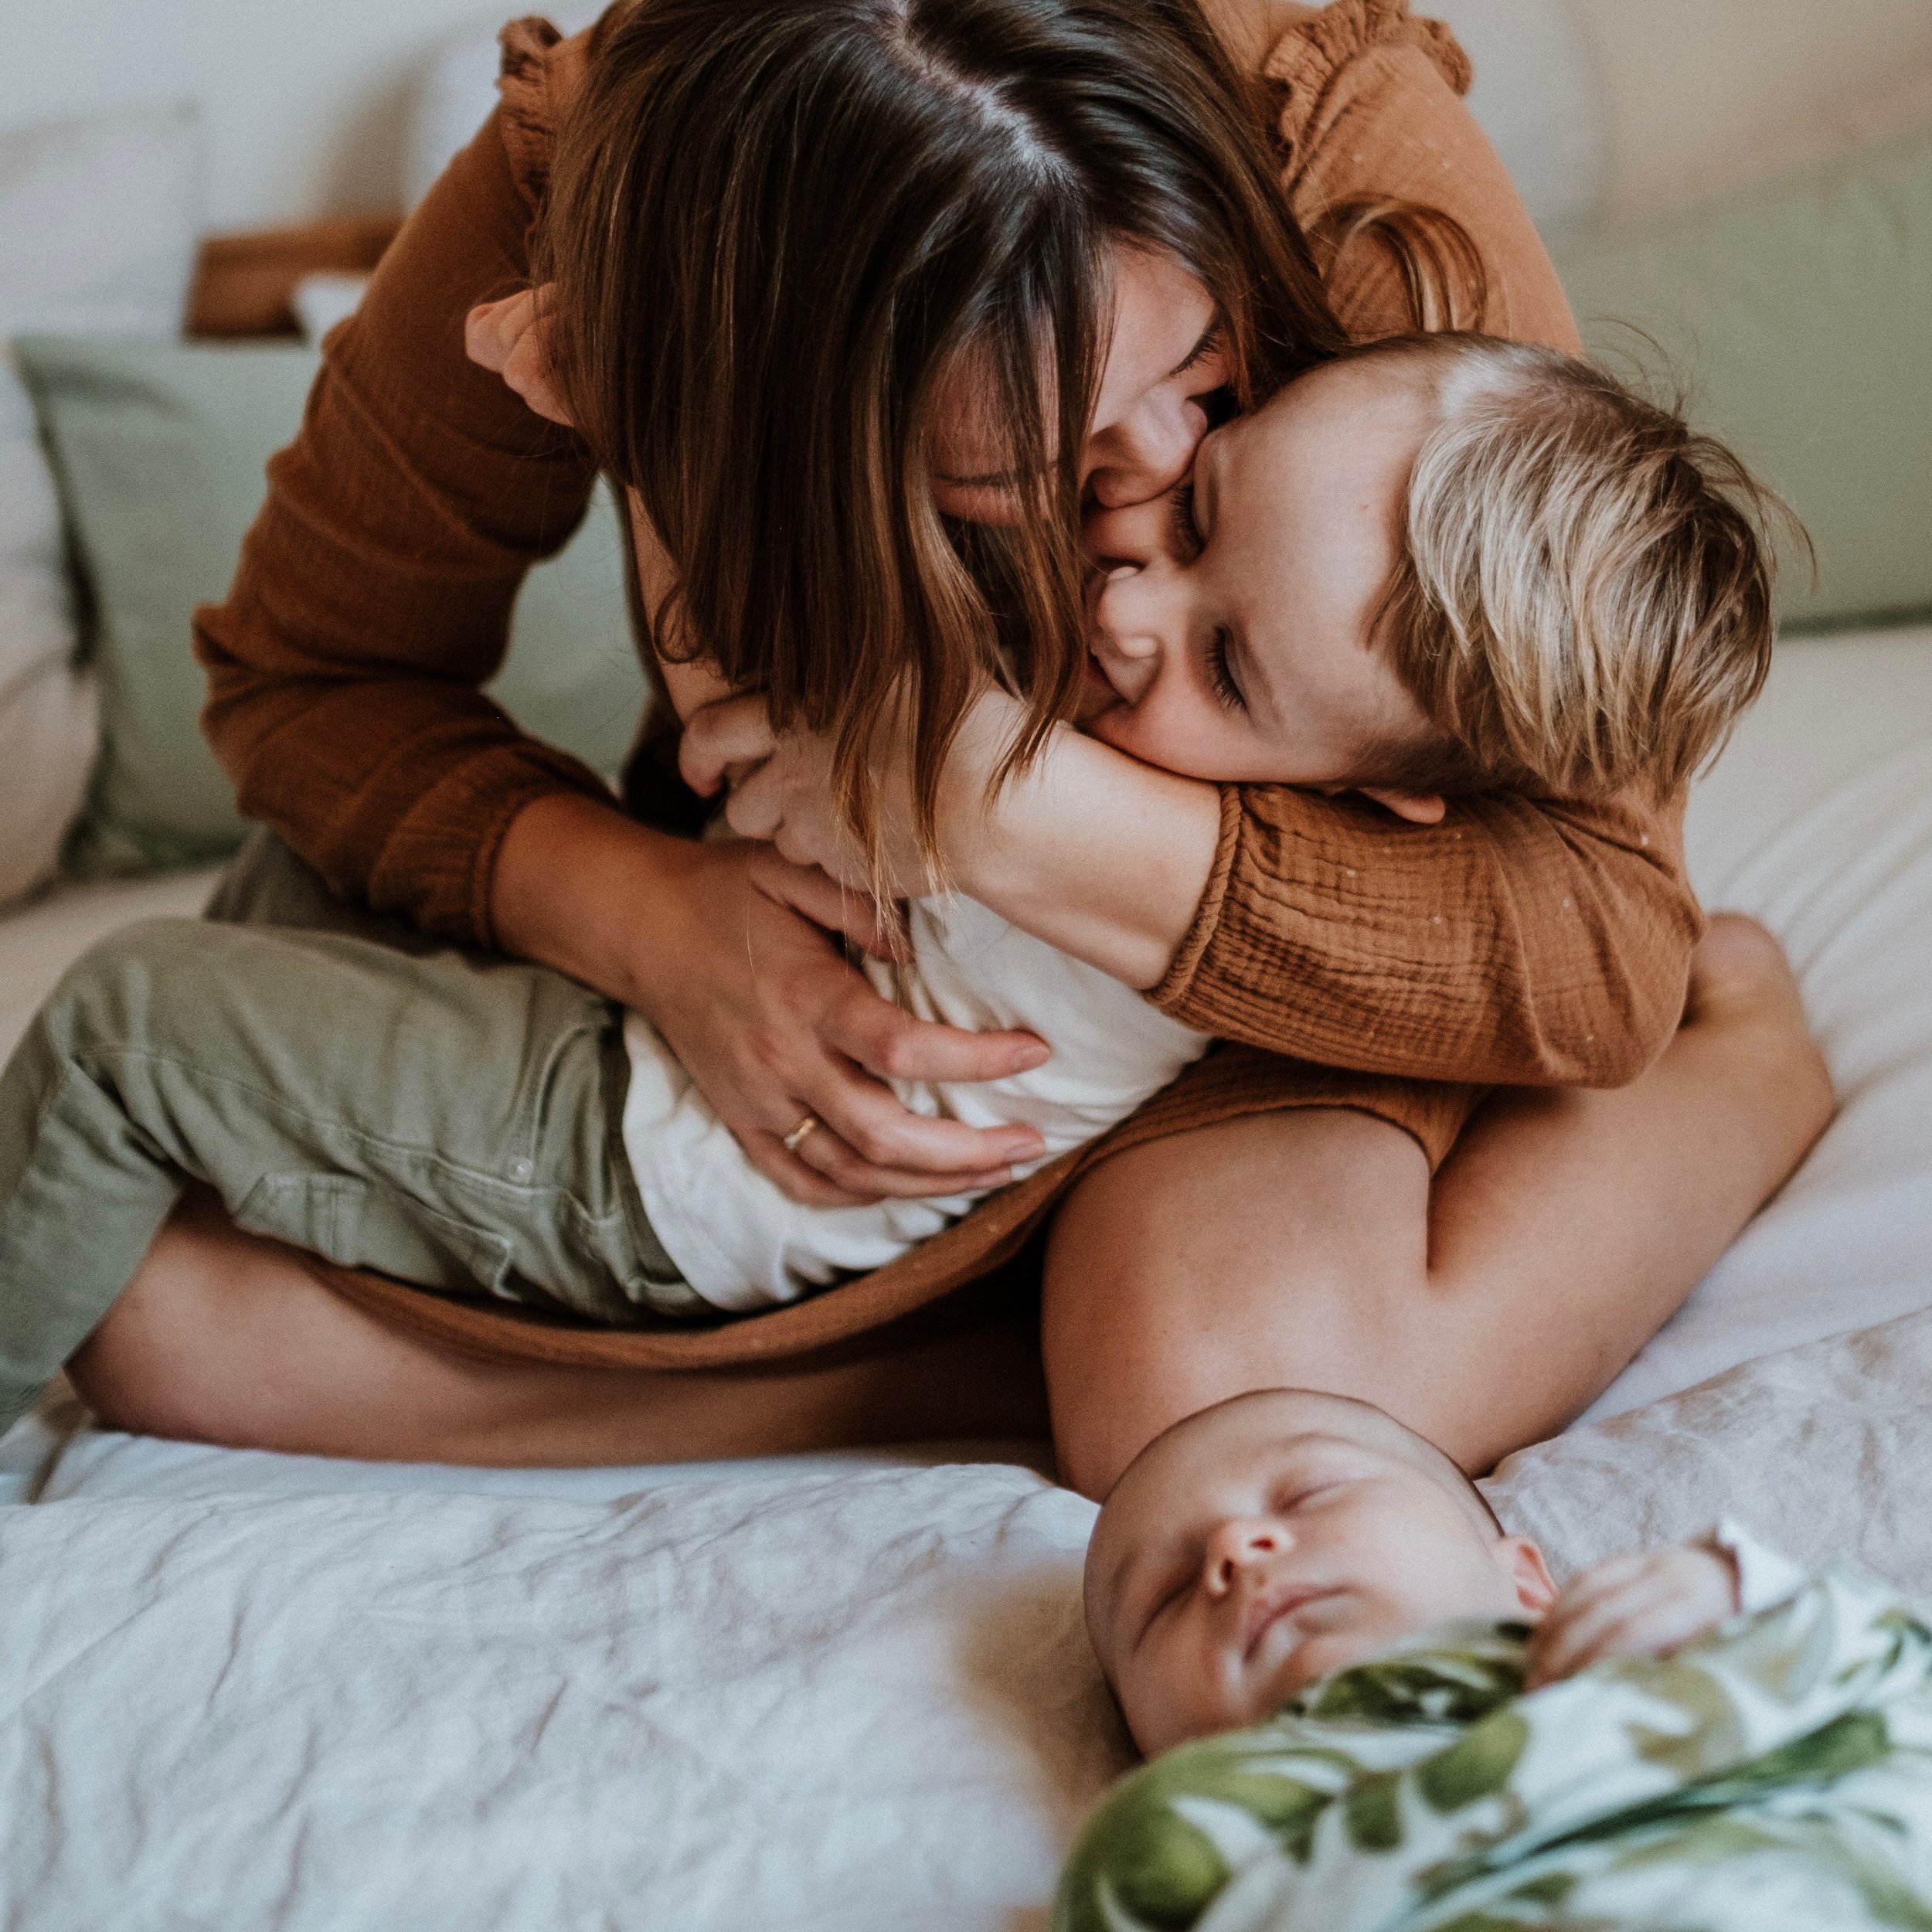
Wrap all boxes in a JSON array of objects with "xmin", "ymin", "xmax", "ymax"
[
  {"xmin": 1356, "ymin": 786, "xmax": 1446, "ymax": 825},
  {"xmin": 1501, "ymin": 1536, "xmax": 1559, "ymax": 1616}
]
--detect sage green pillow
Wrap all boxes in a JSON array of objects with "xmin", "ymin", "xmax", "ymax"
[
  {"xmin": 16, "ymin": 335, "xmax": 646, "ymax": 877},
  {"xmin": 1555, "ymin": 117, "xmax": 1932, "ymax": 634}
]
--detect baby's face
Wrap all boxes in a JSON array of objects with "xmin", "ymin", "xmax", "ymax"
[
  {"xmin": 1081, "ymin": 357, "xmax": 1440, "ymax": 803},
  {"xmin": 1086, "ymin": 1390, "xmax": 1554, "ymax": 1758}
]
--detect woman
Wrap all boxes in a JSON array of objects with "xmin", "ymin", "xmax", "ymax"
[{"xmin": 70, "ymin": 0, "xmax": 1827, "ymax": 1494}]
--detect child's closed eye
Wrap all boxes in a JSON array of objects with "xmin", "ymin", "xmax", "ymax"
[
  {"xmin": 1169, "ymin": 485, "xmax": 1204, "ymax": 562},
  {"xmin": 1204, "ymin": 628, "xmax": 1243, "ymax": 712}
]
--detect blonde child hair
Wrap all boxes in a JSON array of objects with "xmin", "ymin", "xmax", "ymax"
[{"xmin": 1359, "ymin": 334, "xmax": 1803, "ymax": 799}]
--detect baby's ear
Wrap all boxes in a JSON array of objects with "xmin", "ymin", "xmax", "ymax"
[
  {"xmin": 1357, "ymin": 786, "xmax": 1447, "ymax": 825},
  {"xmin": 1501, "ymin": 1537, "xmax": 1558, "ymax": 1615}
]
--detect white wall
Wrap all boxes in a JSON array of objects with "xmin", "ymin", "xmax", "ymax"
[
  {"xmin": 0, "ymin": 0, "xmax": 511, "ymax": 231},
  {"xmin": 8, "ymin": 0, "xmax": 1932, "ymax": 236},
  {"xmin": 1570, "ymin": 0, "xmax": 1932, "ymax": 223}
]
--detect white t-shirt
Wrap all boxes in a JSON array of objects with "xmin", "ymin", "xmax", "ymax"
[{"xmin": 621, "ymin": 894, "xmax": 1213, "ymax": 1311}]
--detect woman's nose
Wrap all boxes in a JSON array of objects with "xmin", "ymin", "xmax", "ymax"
[
  {"xmin": 1203, "ymin": 1517, "xmax": 1287, "ymax": 1594},
  {"xmin": 1084, "ymin": 389, "xmax": 1204, "ymax": 511}
]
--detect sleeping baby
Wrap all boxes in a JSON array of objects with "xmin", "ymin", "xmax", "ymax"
[
  {"xmin": 0, "ymin": 332, "xmax": 1786, "ymax": 1427},
  {"xmin": 1063, "ymin": 1386, "xmax": 1932, "ymax": 1931}
]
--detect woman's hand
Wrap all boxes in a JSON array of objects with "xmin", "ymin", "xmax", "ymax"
[
  {"xmin": 492, "ymin": 793, "xmax": 1051, "ymax": 1206},
  {"xmin": 465, "ymin": 287, "xmax": 573, "ymax": 427},
  {"xmin": 1523, "ymin": 1544, "xmax": 1740, "ymax": 1689}
]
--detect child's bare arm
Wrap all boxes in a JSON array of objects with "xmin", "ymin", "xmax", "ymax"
[{"xmin": 694, "ymin": 689, "xmax": 1700, "ymax": 1090}]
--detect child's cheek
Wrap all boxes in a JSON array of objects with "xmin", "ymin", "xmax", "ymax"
[
  {"xmin": 1087, "ymin": 706, "xmax": 1143, "ymax": 758},
  {"xmin": 1090, "ymin": 695, "xmax": 1196, "ymax": 776}
]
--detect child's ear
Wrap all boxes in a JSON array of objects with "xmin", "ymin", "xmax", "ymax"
[
  {"xmin": 1500, "ymin": 1537, "xmax": 1558, "ymax": 1615},
  {"xmin": 1357, "ymin": 786, "xmax": 1446, "ymax": 825}
]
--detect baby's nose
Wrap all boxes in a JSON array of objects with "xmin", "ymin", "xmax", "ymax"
[
  {"xmin": 1205, "ymin": 1516, "xmax": 1287, "ymax": 1590},
  {"xmin": 1093, "ymin": 568, "xmax": 1161, "ymax": 660},
  {"xmin": 1086, "ymin": 489, "xmax": 1178, "ymax": 570}
]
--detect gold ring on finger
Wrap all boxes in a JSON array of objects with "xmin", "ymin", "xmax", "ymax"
[{"xmin": 782, "ymin": 1113, "xmax": 821, "ymax": 1153}]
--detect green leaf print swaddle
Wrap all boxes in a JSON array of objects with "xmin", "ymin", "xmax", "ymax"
[{"xmin": 1057, "ymin": 1566, "xmax": 1932, "ymax": 1932}]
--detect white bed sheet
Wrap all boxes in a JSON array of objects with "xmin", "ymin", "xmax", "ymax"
[
  {"xmin": 0, "ymin": 1455, "xmax": 1119, "ymax": 1932},
  {"xmin": 1584, "ymin": 628, "xmax": 1932, "ymax": 1417},
  {"xmin": 1, "ymin": 625, "xmax": 1929, "ymax": 1928}
]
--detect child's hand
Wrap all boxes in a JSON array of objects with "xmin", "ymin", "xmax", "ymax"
[
  {"xmin": 1524, "ymin": 1544, "xmax": 1739, "ymax": 1689},
  {"xmin": 464, "ymin": 286, "xmax": 573, "ymax": 427}
]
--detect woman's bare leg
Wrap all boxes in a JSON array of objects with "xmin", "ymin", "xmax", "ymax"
[
  {"xmin": 69, "ymin": 1189, "xmax": 1047, "ymax": 1464},
  {"xmin": 1041, "ymin": 916, "xmax": 1834, "ymax": 1497},
  {"xmin": 70, "ymin": 917, "xmax": 1826, "ymax": 1479}
]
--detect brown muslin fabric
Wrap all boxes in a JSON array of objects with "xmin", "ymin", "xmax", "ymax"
[{"xmin": 194, "ymin": 5, "xmax": 1697, "ymax": 1368}]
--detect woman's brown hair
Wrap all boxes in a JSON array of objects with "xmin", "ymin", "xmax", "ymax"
[{"xmin": 541, "ymin": 0, "xmax": 1352, "ymax": 866}]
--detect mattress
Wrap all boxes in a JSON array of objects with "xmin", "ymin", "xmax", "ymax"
[
  {"xmin": 0, "ymin": 624, "xmax": 1927, "ymax": 1930},
  {"xmin": 1589, "ymin": 628, "xmax": 1932, "ymax": 1417}
]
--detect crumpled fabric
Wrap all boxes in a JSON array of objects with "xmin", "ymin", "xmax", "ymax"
[{"xmin": 0, "ymin": 1459, "xmax": 1124, "ymax": 1932}]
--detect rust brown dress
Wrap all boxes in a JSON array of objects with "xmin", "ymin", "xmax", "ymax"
[{"xmin": 192, "ymin": 3, "xmax": 1701, "ymax": 1368}]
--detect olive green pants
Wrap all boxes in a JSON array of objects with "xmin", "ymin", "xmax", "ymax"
[{"xmin": 0, "ymin": 832, "xmax": 690, "ymax": 1434}]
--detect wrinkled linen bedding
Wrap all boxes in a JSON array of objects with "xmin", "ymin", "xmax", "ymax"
[{"xmin": 0, "ymin": 628, "xmax": 1928, "ymax": 1928}]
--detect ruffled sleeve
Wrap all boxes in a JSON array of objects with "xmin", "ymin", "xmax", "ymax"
[
  {"xmin": 498, "ymin": 13, "xmax": 611, "ymax": 214},
  {"xmin": 497, "ymin": 18, "xmax": 569, "ymax": 212},
  {"xmin": 1263, "ymin": 0, "xmax": 1472, "ymax": 178},
  {"xmin": 1258, "ymin": 0, "xmax": 1580, "ymax": 349}
]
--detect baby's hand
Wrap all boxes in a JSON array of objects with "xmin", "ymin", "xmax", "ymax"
[
  {"xmin": 464, "ymin": 285, "xmax": 573, "ymax": 427},
  {"xmin": 1524, "ymin": 1543, "xmax": 1739, "ymax": 1689}
]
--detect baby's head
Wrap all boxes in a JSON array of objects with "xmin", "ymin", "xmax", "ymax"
[
  {"xmin": 1083, "ymin": 335, "xmax": 1795, "ymax": 813},
  {"xmin": 1085, "ymin": 1388, "xmax": 1555, "ymax": 1757}
]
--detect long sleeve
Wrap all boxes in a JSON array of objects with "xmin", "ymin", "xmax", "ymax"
[
  {"xmin": 1264, "ymin": 0, "xmax": 1581, "ymax": 355},
  {"xmin": 194, "ymin": 25, "xmax": 612, "ymax": 945},
  {"xmin": 1149, "ymin": 786, "xmax": 1700, "ymax": 1087}
]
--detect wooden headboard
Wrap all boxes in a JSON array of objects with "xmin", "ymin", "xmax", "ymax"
[{"xmin": 186, "ymin": 215, "xmax": 402, "ymax": 339}]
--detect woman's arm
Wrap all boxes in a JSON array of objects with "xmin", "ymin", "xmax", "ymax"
[
  {"xmin": 690, "ymin": 690, "xmax": 1699, "ymax": 1090},
  {"xmin": 195, "ymin": 90, "xmax": 613, "ymax": 944}
]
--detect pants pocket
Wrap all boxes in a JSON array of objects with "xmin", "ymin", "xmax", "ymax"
[{"xmin": 236, "ymin": 1172, "xmax": 515, "ymax": 1296}]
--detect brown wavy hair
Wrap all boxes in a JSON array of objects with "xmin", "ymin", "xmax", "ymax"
[{"xmin": 540, "ymin": 0, "xmax": 1355, "ymax": 863}]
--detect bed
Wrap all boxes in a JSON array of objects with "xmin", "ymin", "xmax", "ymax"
[
  {"xmin": 0, "ymin": 621, "xmax": 1928, "ymax": 1929},
  {"xmin": 4, "ymin": 8, "xmax": 1931, "ymax": 1923}
]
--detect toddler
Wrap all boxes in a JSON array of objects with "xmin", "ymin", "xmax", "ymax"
[
  {"xmin": 0, "ymin": 335, "xmax": 1785, "ymax": 1428},
  {"xmin": 1065, "ymin": 1386, "xmax": 1932, "ymax": 1932}
]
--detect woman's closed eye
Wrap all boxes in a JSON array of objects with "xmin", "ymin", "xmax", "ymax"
[{"xmin": 1170, "ymin": 319, "xmax": 1225, "ymax": 380}]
